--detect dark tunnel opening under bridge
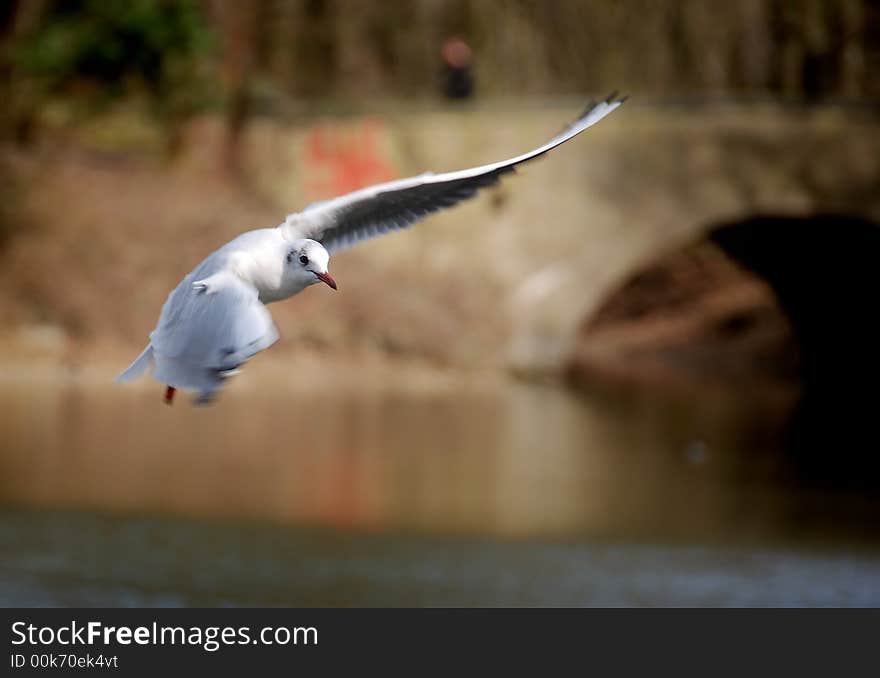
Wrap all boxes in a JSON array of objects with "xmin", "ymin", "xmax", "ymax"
[{"xmin": 568, "ymin": 213, "xmax": 880, "ymax": 492}]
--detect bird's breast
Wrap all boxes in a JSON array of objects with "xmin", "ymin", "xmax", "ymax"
[{"xmin": 258, "ymin": 274, "xmax": 309, "ymax": 304}]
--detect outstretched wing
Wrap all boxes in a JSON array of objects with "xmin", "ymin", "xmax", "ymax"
[
  {"xmin": 285, "ymin": 93, "xmax": 626, "ymax": 253},
  {"xmin": 150, "ymin": 270, "xmax": 278, "ymax": 369}
]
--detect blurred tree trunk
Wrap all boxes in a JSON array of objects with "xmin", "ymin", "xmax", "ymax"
[
  {"xmin": 839, "ymin": 0, "xmax": 866, "ymax": 98},
  {"xmin": 264, "ymin": 0, "xmax": 299, "ymax": 88},
  {"xmin": 0, "ymin": 0, "xmax": 47, "ymax": 145},
  {"xmin": 739, "ymin": 0, "xmax": 772, "ymax": 92},
  {"xmin": 205, "ymin": 0, "xmax": 265, "ymax": 176},
  {"xmin": 0, "ymin": 0, "xmax": 22, "ymax": 141}
]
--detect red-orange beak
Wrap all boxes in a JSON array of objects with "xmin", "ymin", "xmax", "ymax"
[{"xmin": 315, "ymin": 271, "xmax": 337, "ymax": 290}]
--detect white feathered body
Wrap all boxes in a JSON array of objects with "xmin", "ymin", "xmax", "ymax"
[{"xmin": 116, "ymin": 228, "xmax": 317, "ymax": 398}]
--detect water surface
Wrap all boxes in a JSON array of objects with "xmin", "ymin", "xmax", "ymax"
[{"xmin": 1, "ymin": 369, "xmax": 878, "ymax": 606}]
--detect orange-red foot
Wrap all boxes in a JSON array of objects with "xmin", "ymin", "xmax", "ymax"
[{"xmin": 163, "ymin": 386, "xmax": 176, "ymax": 405}]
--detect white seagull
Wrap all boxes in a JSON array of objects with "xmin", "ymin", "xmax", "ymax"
[{"xmin": 116, "ymin": 93, "xmax": 626, "ymax": 404}]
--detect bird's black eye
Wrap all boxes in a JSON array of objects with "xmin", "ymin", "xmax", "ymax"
[{"xmin": 299, "ymin": 255, "xmax": 309, "ymax": 265}]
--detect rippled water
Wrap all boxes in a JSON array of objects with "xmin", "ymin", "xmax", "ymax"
[{"xmin": 1, "ymin": 369, "xmax": 878, "ymax": 606}]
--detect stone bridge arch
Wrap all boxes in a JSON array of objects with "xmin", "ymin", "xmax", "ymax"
[
  {"xmin": 243, "ymin": 103, "xmax": 880, "ymax": 369},
  {"xmin": 568, "ymin": 213, "xmax": 880, "ymax": 488},
  {"xmin": 569, "ymin": 213, "xmax": 880, "ymax": 391}
]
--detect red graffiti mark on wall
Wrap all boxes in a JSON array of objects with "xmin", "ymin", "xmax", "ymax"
[{"xmin": 302, "ymin": 119, "xmax": 397, "ymax": 199}]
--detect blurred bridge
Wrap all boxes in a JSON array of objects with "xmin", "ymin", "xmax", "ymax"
[{"xmin": 238, "ymin": 102, "xmax": 880, "ymax": 371}]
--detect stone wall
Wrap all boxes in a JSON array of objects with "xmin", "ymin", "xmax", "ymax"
[{"xmin": 236, "ymin": 102, "xmax": 880, "ymax": 370}]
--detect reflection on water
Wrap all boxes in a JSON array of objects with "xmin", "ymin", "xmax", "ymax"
[
  {"xmin": 0, "ymin": 374, "xmax": 794, "ymax": 538},
  {"xmin": 0, "ymin": 369, "xmax": 878, "ymax": 605}
]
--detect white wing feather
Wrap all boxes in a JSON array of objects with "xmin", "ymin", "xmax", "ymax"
[{"xmin": 285, "ymin": 93, "xmax": 626, "ymax": 253}]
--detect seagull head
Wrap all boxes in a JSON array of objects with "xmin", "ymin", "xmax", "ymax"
[{"xmin": 288, "ymin": 239, "xmax": 336, "ymax": 290}]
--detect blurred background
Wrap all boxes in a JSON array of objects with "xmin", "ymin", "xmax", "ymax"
[{"xmin": 1, "ymin": 0, "xmax": 880, "ymax": 606}]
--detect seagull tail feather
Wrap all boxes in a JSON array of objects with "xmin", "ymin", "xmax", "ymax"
[{"xmin": 114, "ymin": 344, "xmax": 154, "ymax": 383}]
